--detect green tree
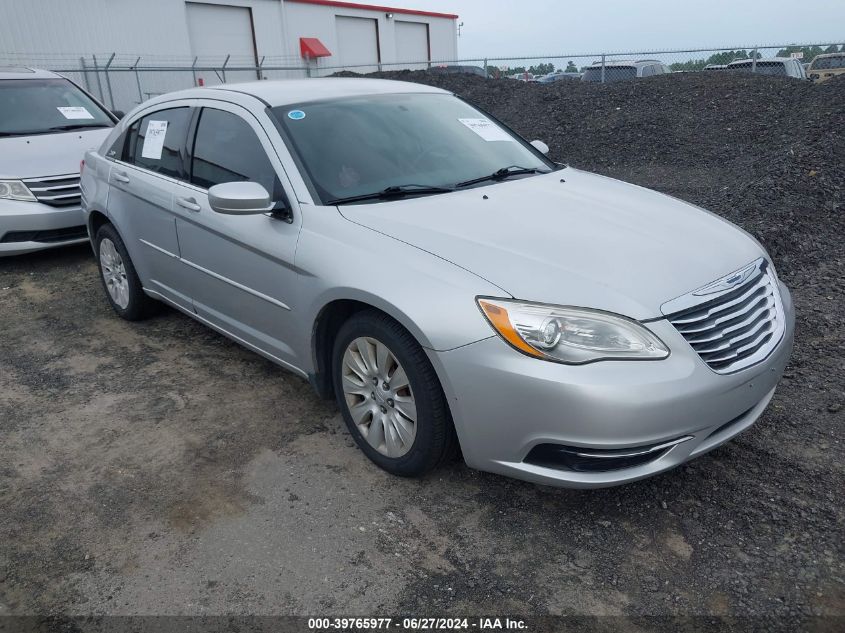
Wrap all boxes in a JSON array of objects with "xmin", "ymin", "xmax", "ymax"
[
  {"xmin": 527, "ymin": 62, "xmax": 555, "ymax": 76},
  {"xmin": 565, "ymin": 61, "xmax": 578, "ymax": 72}
]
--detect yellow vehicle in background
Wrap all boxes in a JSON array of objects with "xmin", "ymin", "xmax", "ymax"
[{"xmin": 807, "ymin": 52, "xmax": 845, "ymax": 83}]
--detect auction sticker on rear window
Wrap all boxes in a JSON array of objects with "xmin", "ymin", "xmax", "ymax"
[
  {"xmin": 287, "ymin": 110, "xmax": 306, "ymax": 120},
  {"xmin": 57, "ymin": 106, "xmax": 95, "ymax": 120},
  {"xmin": 141, "ymin": 120, "xmax": 168, "ymax": 160},
  {"xmin": 458, "ymin": 118, "xmax": 514, "ymax": 142}
]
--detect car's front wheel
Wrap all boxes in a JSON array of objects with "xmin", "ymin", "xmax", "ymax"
[
  {"xmin": 95, "ymin": 223, "xmax": 158, "ymax": 320},
  {"xmin": 332, "ymin": 310, "xmax": 457, "ymax": 476}
]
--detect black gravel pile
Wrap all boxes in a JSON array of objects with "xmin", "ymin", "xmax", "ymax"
[{"xmin": 337, "ymin": 70, "xmax": 844, "ymax": 283}]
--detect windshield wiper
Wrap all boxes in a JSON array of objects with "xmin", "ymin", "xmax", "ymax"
[
  {"xmin": 455, "ymin": 165, "xmax": 551, "ymax": 189},
  {"xmin": 0, "ymin": 130, "xmax": 53, "ymax": 137},
  {"xmin": 0, "ymin": 124, "xmax": 110, "ymax": 138},
  {"xmin": 327, "ymin": 184, "xmax": 455, "ymax": 206},
  {"xmin": 47, "ymin": 124, "xmax": 111, "ymax": 132}
]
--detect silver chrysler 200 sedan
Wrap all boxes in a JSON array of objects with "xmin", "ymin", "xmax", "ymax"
[{"xmin": 80, "ymin": 78, "xmax": 794, "ymax": 488}]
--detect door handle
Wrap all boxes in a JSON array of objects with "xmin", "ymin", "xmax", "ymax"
[
  {"xmin": 176, "ymin": 196, "xmax": 201, "ymax": 212},
  {"xmin": 113, "ymin": 171, "xmax": 130, "ymax": 183}
]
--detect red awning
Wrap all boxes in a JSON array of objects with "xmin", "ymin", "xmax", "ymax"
[{"xmin": 300, "ymin": 38, "xmax": 332, "ymax": 59}]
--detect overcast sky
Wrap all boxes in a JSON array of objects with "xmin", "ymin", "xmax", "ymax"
[{"xmin": 408, "ymin": 0, "xmax": 845, "ymax": 59}]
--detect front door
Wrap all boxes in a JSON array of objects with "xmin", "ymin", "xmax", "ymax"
[{"xmin": 170, "ymin": 104, "xmax": 303, "ymax": 370}]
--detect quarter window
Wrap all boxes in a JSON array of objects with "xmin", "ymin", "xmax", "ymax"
[
  {"xmin": 106, "ymin": 130, "xmax": 128, "ymax": 160},
  {"xmin": 190, "ymin": 108, "xmax": 282, "ymax": 199},
  {"xmin": 125, "ymin": 107, "xmax": 191, "ymax": 179}
]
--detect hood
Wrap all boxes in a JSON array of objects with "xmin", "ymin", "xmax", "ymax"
[
  {"xmin": 339, "ymin": 168, "xmax": 763, "ymax": 320},
  {"xmin": 0, "ymin": 128, "xmax": 112, "ymax": 179}
]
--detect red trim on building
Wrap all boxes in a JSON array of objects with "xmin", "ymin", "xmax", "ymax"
[
  {"xmin": 300, "ymin": 37, "xmax": 332, "ymax": 58},
  {"xmin": 287, "ymin": 0, "xmax": 458, "ymax": 20}
]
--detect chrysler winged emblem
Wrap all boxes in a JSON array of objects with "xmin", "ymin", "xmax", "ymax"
[{"xmin": 693, "ymin": 260, "xmax": 761, "ymax": 296}]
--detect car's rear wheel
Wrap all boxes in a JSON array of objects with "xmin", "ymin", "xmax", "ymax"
[
  {"xmin": 332, "ymin": 310, "xmax": 457, "ymax": 476},
  {"xmin": 95, "ymin": 223, "xmax": 157, "ymax": 320}
]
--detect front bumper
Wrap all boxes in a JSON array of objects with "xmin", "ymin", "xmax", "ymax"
[
  {"xmin": 428, "ymin": 283, "xmax": 795, "ymax": 488},
  {"xmin": 0, "ymin": 199, "xmax": 87, "ymax": 256}
]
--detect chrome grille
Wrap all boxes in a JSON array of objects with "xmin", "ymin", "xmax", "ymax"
[
  {"xmin": 21, "ymin": 173, "xmax": 81, "ymax": 207},
  {"xmin": 662, "ymin": 258, "xmax": 785, "ymax": 374}
]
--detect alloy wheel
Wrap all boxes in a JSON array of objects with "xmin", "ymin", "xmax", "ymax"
[
  {"xmin": 99, "ymin": 238, "xmax": 130, "ymax": 309},
  {"xmin": 341, "ymin": 336, "xmax": 417, "ymax": 458}
]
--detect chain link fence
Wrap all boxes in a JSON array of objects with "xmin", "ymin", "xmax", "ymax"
[{"xmin": 3, "ymin": 43, "xmax": 842, "ymax": 112}]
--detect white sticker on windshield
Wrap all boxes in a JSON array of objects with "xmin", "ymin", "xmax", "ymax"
[
  {"xmin": 141, "ymin": 120, "xmax": 168, "ymax": 160},
  {"xmin": 458, "ymin": 118, "xmax": 514, "ymax": 142},
  {"xmin": 57, "ymin": 106, "xmax": 95, "ymax": 120}
]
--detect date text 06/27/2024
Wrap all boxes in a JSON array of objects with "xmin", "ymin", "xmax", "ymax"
[{"xmin": 307, "ymin": 617, "xmax": 528, "ymax": 630}]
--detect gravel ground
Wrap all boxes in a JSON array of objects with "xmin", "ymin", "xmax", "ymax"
[{"xmin": 0, "ymin": 72, "xmax": 843, "ymax": 628}]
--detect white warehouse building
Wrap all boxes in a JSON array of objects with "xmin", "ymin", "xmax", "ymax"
[{"xmin": 0, "ymin": 0, "xmax": 459, "ymax": 109}]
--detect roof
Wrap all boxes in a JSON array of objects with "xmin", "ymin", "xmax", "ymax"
[
  {"xmin": 812, "ymin": 52, "xmax": 845, "ymax": 59},
  {"xmin": 0, "ymin": 67, "xmax": 61, "ymax": 80},
  {"xmin": 286, "ymin": 0, "xmax": 458, "ymax": 19},
  {"xmin": 589, "ymin": 60, "xmax": 665, "ymax": 68},
  {"xmin": 143, "ymin": 78, "xmax": 449, "ymax": 109},
  {"xmin": 727, "ymin": 57, "xmax": 795, "ymax": 65}
]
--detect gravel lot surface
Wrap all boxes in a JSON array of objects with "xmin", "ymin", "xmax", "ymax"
[{"xmin": 1, "ymin": 72, "xmax": 842, "ymax": 628}]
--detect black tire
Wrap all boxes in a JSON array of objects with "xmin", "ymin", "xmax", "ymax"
[
  {"xmin": 95, "ymin": 223, "xmax": 158, "ymax": 321},
  {"xmin": 332, "ymin": 310, "xmax": 458, "ymax": 477}
]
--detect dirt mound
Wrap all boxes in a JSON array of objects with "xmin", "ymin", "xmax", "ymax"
[{"xmin": 336, "ymin": 70, "xmax": 844, "ymax": 283}]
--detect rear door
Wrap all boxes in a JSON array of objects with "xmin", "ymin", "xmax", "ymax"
[
  {"xmin": 170, "ymin": 103, "xmax": 304, "ymax": 369},
  {"xmin": 107, "ymin": 103, "xmax": 194, "ymax": 310}
]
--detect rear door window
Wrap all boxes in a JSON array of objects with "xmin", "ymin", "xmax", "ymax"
[
  {"xmin": 582, "ymin": 66, "xmax": 637, "ymax": 82},
  {"xmin": 730, "ymin": 61, "xmax": 787, "ymax": 76},
  {"xmin": 125, "ymin": 107, "xmax": 191, "ymax": 180},
  {"xmin": 812, "ymin": 55, "xmax": 845, "ymax": 70}
]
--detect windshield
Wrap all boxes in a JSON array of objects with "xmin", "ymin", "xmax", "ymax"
[
  {"xmin": 271, "ymin": 93, "xmax": 552, "ymax": 203},
  {"xmin": 0, "ymin": 78, "xmax": 113, "ymax": 137},
  {"xmin": 582, "ymin": 66, "xmax": 637, "ymax": 82},
  {"xmin": 810, "ymin": 56, "xmax": 845, "ymax": 70},
  {"xmin": 728, "ymin": 61, "xmax": 787, "ymax": 76}
]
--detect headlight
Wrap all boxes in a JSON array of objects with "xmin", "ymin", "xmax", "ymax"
[
  {"xmin": 0, "ymin": 180, "xmax": 36, "ymax": 202},
  {"xmin": 477, "ymin": 298, "xmax": 669, "ymax": 364}
]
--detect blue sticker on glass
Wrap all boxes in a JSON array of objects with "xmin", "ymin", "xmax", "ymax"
[{"xmin": 287, "ymin": 110, "xmax": 306, "ymax": 120}]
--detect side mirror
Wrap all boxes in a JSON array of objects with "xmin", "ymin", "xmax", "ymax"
[
  {"xmin": 112, "ymin": 110, "xmax": 125, "ymax": 120},
  {"xmin": 530, "ymin": 140, "xmax": 550, "ymax": 155},
  {"xmin": 208, "ymin": 182, "xmax": 273, "ymax": 215}
]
